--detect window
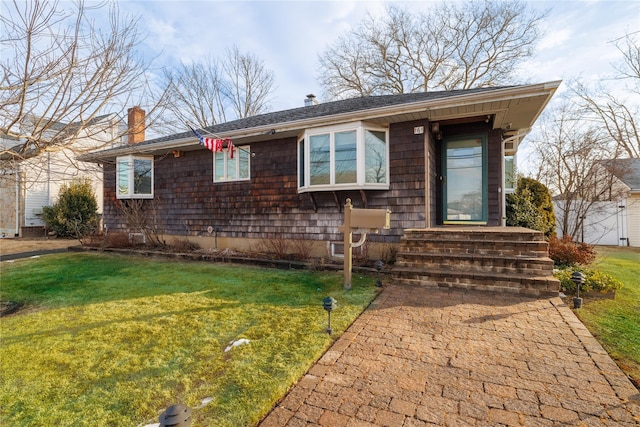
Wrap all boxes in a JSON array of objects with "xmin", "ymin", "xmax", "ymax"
[
  {"xmin": 116, "ymin": 155, "xmax": 153, "ymax": 199},
  {"xmin": 213, "ymin": 146, "xmax": 250, "ymax": 182},
  {"xmin": 298, "ymin": 122, "xmax": 388, "ymax": 192},
  {"xmin": 504, "ymin": 155, "xmax": 516, "ymax": 193}
]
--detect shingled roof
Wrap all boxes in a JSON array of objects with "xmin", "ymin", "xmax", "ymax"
[
  {"xmin": 604, "ymin": 158, "xmax": 640, "ymax": 191},
  {"xmin": 82, "ymin": 81, "xmax": 561, "ymax": 160},
  {"xmin": 130, "ymin": 86, "xmax": 513, "ymax": 147}
]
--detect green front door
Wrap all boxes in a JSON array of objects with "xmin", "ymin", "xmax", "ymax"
[{"xmin": 443, "ymin": 135, "xmax": 487, "ymax": 224}]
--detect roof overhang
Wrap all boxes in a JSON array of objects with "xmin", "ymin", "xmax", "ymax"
[{"xmin": 81, "ymin": 81, "xmax": 561, "ymax": 161}]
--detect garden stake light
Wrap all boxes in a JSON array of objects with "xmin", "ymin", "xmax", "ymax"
[
  {"xmin": 323, "ymin": 296, "xmax": 337, "ymax": 334},
  {"xmin": 374, "ymin": 260, "xmax": 384, "ymax": 287},
  {"xmin": 571, "ymin": 271, "xmax": 585, "ymax": 309},
  {"xmin": 159, "ymin": 403, "xmax": 192, "ymax": 427}
]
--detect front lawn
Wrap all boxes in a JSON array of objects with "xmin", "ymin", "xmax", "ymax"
[
  {"xmin": 575, "ymin": 247, "xmax": 640, "ymax": 388},
  {"xmin": 0, "ymin": 253, "xmax": 379, "ymax": 426}
]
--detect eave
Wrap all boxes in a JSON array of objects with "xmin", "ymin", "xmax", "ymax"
[{"xmin": 80, "ymin": 81, "xmax": 561, "ymax": 162}]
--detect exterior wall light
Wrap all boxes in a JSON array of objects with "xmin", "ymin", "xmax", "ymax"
[
  {"xmin": 571, "ymin": 271, "xmax": 585, "ymax": 309},
  {"xmin": 323, "ymin": 296, "xmax": 337, "ymax": 334}
]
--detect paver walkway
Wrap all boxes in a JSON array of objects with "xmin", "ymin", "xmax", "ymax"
[{"xmin": 259, "ymin": 285, "xmax": 640, "ymax": 426}]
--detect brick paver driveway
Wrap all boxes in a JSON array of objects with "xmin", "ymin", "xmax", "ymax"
[{"xmin": 260, "ymin": 286, "xmax": 639, "ymax": 426}]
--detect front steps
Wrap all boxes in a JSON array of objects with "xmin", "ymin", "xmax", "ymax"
[{"xmin": 392, "ymin": 227, "xmax": 560, "ymax": 297}]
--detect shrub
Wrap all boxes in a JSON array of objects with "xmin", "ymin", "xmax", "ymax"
[
  {"xmin": 42, "ymin": 178, "xmax": 99, "ymax": 239},
  {"xmin": 506, "ymin": 177, "xmax": 556, "ymax": 238},
  {"xmin": 555, "ymin": 268, "xmax": 623, "ymax": 294},
  {"xmin": 548, "ymin": 235, "xmax": 596, "ymax": 267}
]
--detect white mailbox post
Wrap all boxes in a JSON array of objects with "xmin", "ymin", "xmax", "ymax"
[{"xmin": 338, "ymin": 198, "xmax": 391, "ymax": 290}]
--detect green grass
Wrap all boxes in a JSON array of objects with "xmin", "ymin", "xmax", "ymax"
[
  {"xmin": 0, "ymin": 253, "xmax": 379, "ymax": 426},
  {"xmin": 575, "ymin": 247, "xmax": 640, "ymax": 387}
]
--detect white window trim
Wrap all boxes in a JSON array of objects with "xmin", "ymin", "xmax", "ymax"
[
  {"xmin": 298, "ymin": 121, "xmax": 389, "ymax": 193},
  {"xmin": 116, "ymin": 155, "xmax": 154, "ymax": 199},
  {"xmin": 213, "ymin": 146, "xmax": 251, "ymax": 183}
]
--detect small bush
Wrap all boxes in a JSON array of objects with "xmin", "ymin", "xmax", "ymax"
[
  {"xmin": 257, "ymin": 235, "xmax": 290, "ymax": 259},
  {"xmin": 506, "ymin": 177, "xmax": 556, "ymax": 238},
  {"xmin": 42, "ymin": 178, "xmax": 99, "ymax": 239},
  {"xmin": 555, "ymin": 268, "xmax": 623, "ymax": 294},
  {"xmin": 548, "ymin": 235, "xmax": 596, "ymax": 267}
]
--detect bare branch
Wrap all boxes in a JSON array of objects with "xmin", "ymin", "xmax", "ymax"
[{"xmin": 317, "ymin": 0, "xmax": 547, "ymax": 99}]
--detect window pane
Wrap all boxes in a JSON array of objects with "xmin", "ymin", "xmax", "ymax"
[
  {"xmin": 505, "ymin": 156, "xmax": 515, "ymax": 190},
  {"xmin": 214, "ymin": 152, "xmax": 225, "ymax": 181},
  {"xmin": 133, "ymin": 159, "xmax": 152, "ymax": 195},
  {"xmin": 239, "ymin": 147, "xmax": 249, "ymax": 179},
  {"xmin": 446, "ymin": 138, "xmax": 483, "ymax": 221},
  {"xmin": 299, "ymin": 139, "xmax": 305, "ymax": 187},
  {"xmin": 228, "ymin": 151, "xmax": 237, "ymax": 180},
  {"xmin": 310, "ymin": 134, "xmax": 330, "ymax": 185},
  {"xmin": 335, "ymin": 130, "xmax": 357, "ymax": 184},
  {"xmin": 365, "ymin": 130, "xmax": 387, "ymax": 183},
  {"xmin": 117, "ymin": 158, "xmax": 130, "ymax": 195}
]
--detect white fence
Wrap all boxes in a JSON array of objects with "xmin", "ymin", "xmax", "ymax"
[{"xmin": 553, "ymin": 199, "xmax": 632, "ymax": 246}]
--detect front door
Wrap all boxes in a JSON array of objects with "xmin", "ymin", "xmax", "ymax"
[{"xmin": 443, "ymin": 135, "xmax": 487, "ymax": 224}]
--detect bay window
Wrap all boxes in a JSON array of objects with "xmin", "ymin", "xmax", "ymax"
[{"xmin": 298, "ymin": 122, "xmax": 388, "ymax": 192}]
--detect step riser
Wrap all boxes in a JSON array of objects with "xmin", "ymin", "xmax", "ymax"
[
  {"xmin": 400, "ymin": 242, "xmax": 548, "ymax": 257},
  {"xmin": 393, "ymin": 228, "xmax": 559, "ymax": 296},
  {"xmin": 394, "ymin": 278, "xmax": 558, "ymax": 297}
]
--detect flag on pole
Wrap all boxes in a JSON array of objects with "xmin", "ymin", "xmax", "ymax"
[{"xmin": 188, "ymin": 124, "xmax": 235, "ymax": 158}]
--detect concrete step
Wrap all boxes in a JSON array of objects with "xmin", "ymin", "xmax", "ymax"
[
  {"xmin": 395, "ymin": 253, "xmax": 554, "ymax": 275},
  {"xmin": 392, "ymin": 267, "xmax": 560, "ymax": 297}
]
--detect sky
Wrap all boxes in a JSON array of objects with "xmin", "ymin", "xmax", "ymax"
[{"xmin": 102, "ymin": 0, "xmax": 639, "ymax": 112}]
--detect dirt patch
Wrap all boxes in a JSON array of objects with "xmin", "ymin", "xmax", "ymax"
[
  {"xmin": 0, "ymin": 301, "xmax": 23, "ymax": 317},
  {"xmin": 0, "ymin": 238, "xmax": 79, "ymax": 256}
]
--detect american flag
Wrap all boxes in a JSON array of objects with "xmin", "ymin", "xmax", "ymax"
[{"xmin": 188, "ymin": 124, "xmax": 234, "ymax": 158}]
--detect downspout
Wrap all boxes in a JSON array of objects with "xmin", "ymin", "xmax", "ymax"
[
  {"xmin": 425, "ymin": 132, "xmax": 431, "ymax": 228},
  {"xmin": 14, "ymin": 167, "xmax": 20, "ymax": 236},
  {"xmin": 500, "ymin": 135, "xmax": 506, "ymax": 227}
]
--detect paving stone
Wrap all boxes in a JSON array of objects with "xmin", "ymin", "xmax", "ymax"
[
  {"xmin": 540, "ymin": 404, "xmax": 579, "ymax": 423},
  {"xmin": 319, "ymin": 410, "xmax": 351, "ymax": 426},
  {"xmin": 258, "ymin": 286, "xmax": 638, "ymax": 427}
]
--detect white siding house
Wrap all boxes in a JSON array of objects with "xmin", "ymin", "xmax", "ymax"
[{"xmin": 1, "ymin": 114, "xmax": 126, "ymax": 237}]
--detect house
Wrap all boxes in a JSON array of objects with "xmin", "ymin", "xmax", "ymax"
[
  {"xmin": 84, "ymin": 82, "xmax": 562, "ymax": 295},
  {"xmin": 554, "ymin": 158, "xmax": 640, "ymax": 247},
  {"xmin": 0, "ymin": 113, "xmax": 126, "ymax": 237}
]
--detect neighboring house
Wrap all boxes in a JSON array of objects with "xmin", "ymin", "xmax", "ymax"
[
  {"xmin": 84, "ymin": 82, "xmax": 560, "ymax": 259},
  {"xmin": 0, "ymin": 113, "xmax": 127, "ymax": 237},
  {"xmin": 554, "ymin": 158, "xmax": 640, "ymax": 247}
]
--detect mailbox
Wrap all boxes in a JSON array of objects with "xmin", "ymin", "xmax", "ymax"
[
  {"xmin": 340, "ymin": 198, "xmax": 391, "ymax": 289},
  {"xmin": 350, "ymin": 208, "xmax": 391, "ymax": 230}
]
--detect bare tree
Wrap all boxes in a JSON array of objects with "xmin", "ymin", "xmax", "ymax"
[
  {"xmin": 571, "ymin": 32, "xmax": 640, "ymax": 158},
  {"xmin": 0, "ymin": 0, "xmax": 160, "ymax": 166},
  {"xmin": 160, "ymin": 46, "xmax": 275, "ymax": 131},
  {"xmin": 160, "ymin": 56, "xmax": 227, "ymax": 130},
  {"xmin": 318, "ymin": 1, "xmax": 547, "ymax": 99},
  {"xmin": 529, "ymin": 101, "xmax": 627, "ymax": 239}
]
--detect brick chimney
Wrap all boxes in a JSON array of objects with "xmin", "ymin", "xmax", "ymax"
[{"xmin": 127, "ymin": 106, "xmax": 146, "ymax": 144}]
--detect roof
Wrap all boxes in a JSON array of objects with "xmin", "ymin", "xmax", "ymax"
[
  {"xmin": 82, "ymin": 81, "xmax": 561, "ymax": 160},
  {"xmin": 603, "ymin": 158, "xmax": 640, "ymax": 191}
]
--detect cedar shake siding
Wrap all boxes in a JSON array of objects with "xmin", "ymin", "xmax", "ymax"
[
  {"xmin": 102, "ymin": 121, "xmax": 503, "ymax": 243},
  {"xmin": 89, "ymin": 83, "xmax": 561, "ymax": 255},
  {"xmin": 103, "ymin": 120, "xmax": 428, "ymax": 245}
]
